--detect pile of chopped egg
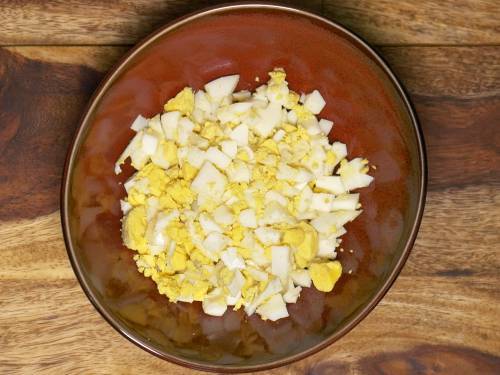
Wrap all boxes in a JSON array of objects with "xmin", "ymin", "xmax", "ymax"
[{"xmin": 115, "ymin": 68, "xmax": 373, "ymax": 321}]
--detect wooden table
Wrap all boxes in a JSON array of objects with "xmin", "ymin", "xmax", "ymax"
[{"xmin": 1, "ymin": 1, "xmax": 499, "ymax": 373}]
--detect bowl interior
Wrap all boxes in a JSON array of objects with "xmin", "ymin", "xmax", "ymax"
[{"xmin": 64, "ymin": 6, "xmax": 423, "ymax": 371}]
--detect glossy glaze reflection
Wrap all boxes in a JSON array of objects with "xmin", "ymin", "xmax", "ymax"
[{"xmin": 65, "ymin": 7, "xmax": 422, "ymax": 370}]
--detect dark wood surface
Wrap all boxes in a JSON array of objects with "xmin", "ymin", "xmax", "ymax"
[{"xmin": 0, "ymin": 1, "xmax": 499, "ymax": 374}]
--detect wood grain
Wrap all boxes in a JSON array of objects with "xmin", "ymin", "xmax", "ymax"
[
  {"xmin": 0, "ymin": 48, "xmax": 102, "ymax": 221},
  {"xmin": 416, "ymin": 95, "xmax": 500, "ymax": 190},
  {"xmin": 1, "ymin": 2, "xmax": 500, "ymax": 372},
  {"xmin": 324, "ymin": 0, "xmax": 500, "ymax": 45},
  {"xmin": 379, "ymin": 46, "xmax": 500, "ymax": 98},
  {"xmin": 0, "ymin": 1, "xmax": 498, "ymax": 46},
  {"xmin": 356, "ymin": 345, "xmax": 500, "ymax": 374},
  {"xmin": 406, "ymin": 184, "xmax": 499, "ymax": 277},
  {"xmin": 5, "ymin": 46, "xmax": 129, "ymax": 71},
  {"xmin": 0, "ymin": 0, "xmax": 322, "ymax": 46},
  {"xmin": 381, "ymin": 46, "xmax": 500, "ymax": 190}
]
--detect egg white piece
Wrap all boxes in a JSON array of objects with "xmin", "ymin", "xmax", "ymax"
[
  {"xmin": 202, "ymin": 289, "xmax": 228, "ymax": 316},
  {"xmin": 220, "ymin": 140, "xmax": 238, "ymax": 159},
  {"xmin": 255, "ymin": 226, "xmax": 281, "ymax": 245},
  {"xmin": 229, "ymin": 124, "xmax": 248, "ymax": 146},
  {"xmin": 283, "ymin": 279, "xmax": 302, "ymax": 303},
  {"xmin": 191, "ymin": 161, "xmax": 227, "ymax": 196},
  {"xmin": 315, "ymin": 176, "xmax": 346, "ymax": 195},
  {"xmin": 256, "ymin": 294, "xmax": 289, "ymax": 321},
  {"xmin": 338, "ymin": 158, "xmax": 374, "ymax": 191},
  {"xmin": 254, "ymin": 102, "xmax": 282, "ymax": 137},
  {"xmin": 130, "ymin": 114, "xmax": 149, "ymax": 132},
  {"xmin": 206, "ymin": 147, "xmax": 232, "ymax": 169},
  {"xmin": 331, "ymin": 194, "xmax": 360, "ymax": 211},
  {"xmin": 221, "ymin": 248, "xmax": 246, "ymax": 271},
  {"xmin": 331, "ymin": 142, "xmax": 347, "ymax": 160},
  {"xmin": 304, "ymin": 90, "xmax": 326, "ymax": 114},
  {"xmin": 271, "ymin": 245, "xmax": 291, "ymax": 284},
  {"xmin": 186, "ymin": 147, "xmax": 206, "ymax": 168},
  {"xmin": 227, "ymin": 161, "xmax": 251, "ymax": 183},
  {"xmin": 204, "ymin": 74, "xmax": 240, "ymax": 102},
  {"xmin": 213, "ymin": 205, "xmax": 234, "ymax": 226},
  {"xmin": 202, "ymin": 232, "xmax": 229, "ymax": 255},
  {"xmin": 291, "ymin": 269, "xmax": 312, "ymax": 287},
  {"xmin": 161, "ymin": 111, "xmax": 180, "ymax": 140},
  {"xmin": 199, "ymin": 213, "xmax": 223, "ymax": 235},
  {"xmin": 319, "ymin": 119, "xmax": 334, "ymax": 135},
  {"xmin": 245, "ymin": 278, "xmax": 282, "ymax": 316},
  {"xmin": 239, "ymin": 208, "xmax": 258, "ymax": 228}
]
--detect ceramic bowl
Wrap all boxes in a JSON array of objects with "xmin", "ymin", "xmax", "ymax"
[{"xmin": 61, "ymin": 3, "xmax": 426, "ymax": 372}]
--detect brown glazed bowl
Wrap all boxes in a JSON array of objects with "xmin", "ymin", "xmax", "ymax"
[{"xmin": 61, "ymin": 3, "xmax": 426, "ymax": 372}]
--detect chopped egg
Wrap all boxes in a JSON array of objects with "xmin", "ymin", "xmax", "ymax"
[
  {"xmin": 229, "ymin": 124, "xmax": 248, "ymax": 146},
  {"xmin": 130, "ymin": 114, "xmax": 148, "ymax": 132},
  {"xmin": 255, "ymin": 226, "xmax": 281, "ymax": 245},
  {"xmin": 256, "ymin": 294, "xmax": 289, "ymax": 321},
  {"xmin": 318, "ymin": 119, "xmax": 334, "ymax": 135},
  {"xmin": 309, "ymin": 261, "xmax": 342, "ymax": 292},
  {"xmin": 204, "ymin": 74, "xmax": 240, "ymax": 102},
  {"xmin": 164, "ymin": 87, "xmax": 194, "ymax": 116},
  {"xmin": 271, "ymin": 245, "xmax": 291, "ymax": 283},
  {"xmin": 116, "ymin": 68, "xmax": 373, "ymax": 321},
  {"xmin": 239, "ymin": 208, "xmax": 258, "ymax": 228},
  {"xmin": 291, "ymin": 269, "xmax": 312, "ymax": 287},
  {"xmin": 303, "ymin": 90, "xmax": 326, "ymax": 115}
]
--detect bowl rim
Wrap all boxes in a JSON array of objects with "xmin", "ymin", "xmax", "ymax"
[{"xmin": 60, "ymin": 2, "xmax": 427, "ymax": 372}]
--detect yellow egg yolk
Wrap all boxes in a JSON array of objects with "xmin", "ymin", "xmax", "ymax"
[
  {"xmin": 292, "ymin": 103, "xmax": 313, "ymax": 122},
  {"xmin": 122, "ymin": 206, "xmax": 148, "ymax": 254},
  {"xmin": 283, "ymin": 222, "xmax": 318, "ymax": 268},
  {"xmin": 309, "ymin": 261, "xmax": 342, "ymax": 292},
  {"xmin": 268, "ymin": 68, "xmax": 286, "ymax": 84},
  {"xmin": 164, "ymin": 87, "xmax": 194, "ymax": 115}
]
